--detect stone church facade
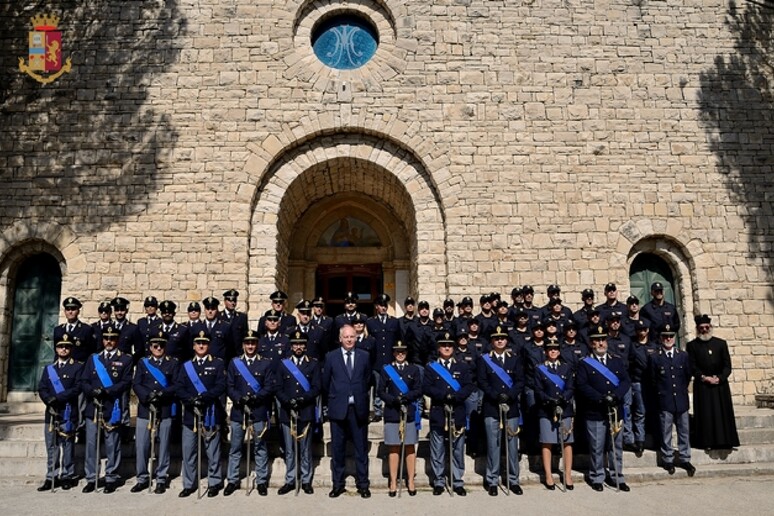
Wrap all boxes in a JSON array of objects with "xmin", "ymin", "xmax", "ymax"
[{"xmin": 0, "ymin": 0, "xmax": 772, "ymax": 404}]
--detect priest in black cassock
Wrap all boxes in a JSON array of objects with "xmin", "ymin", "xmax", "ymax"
[{"xmin": 686, "ymin": 314, "xmax": 740, "ymax": 450}]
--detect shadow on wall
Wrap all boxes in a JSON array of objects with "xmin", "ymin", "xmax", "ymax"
[
  {"xmin": 0, "ymin": 0, "xmax": 185, "ymax": 233},
  {"xmin": 698, "ymin": 0, "xmax": 774, "ymax": 303}
]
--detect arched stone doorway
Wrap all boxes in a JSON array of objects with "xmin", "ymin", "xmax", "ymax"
[
  {"xmin": 7, "ymin": 253, "xmax": 62, "ymax": 392},
  {"xmin": 248, "ymin": 132, "xmax": 447, "ymax": 315}
]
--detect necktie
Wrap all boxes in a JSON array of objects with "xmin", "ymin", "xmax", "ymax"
[
  {"xmin": 67, "ymin": 324, "xmax": 74, "ymax": 333},
  {"xmin": 247, "ymin": 358, "xmax": 253, "ymax": 366},
  {"xmin": 444, "ymin": 360, "xmax": 451, "ymax": 370},
  {"xmin": 398, "ymin": 364, "xmax": 404, "ymax": 372},
  {"xmin": 58, "ymin": 361, "xmax": 64, "ymax": 369},
  {"xmin": 198, "ymin": 359, "xmax": 204, "ymax": 367},
  {"xmin": 207, "ymin": 321, "xmax": 213, "ymax": 332},
  {"xmin": 668, "ymin": 351, "xmax": 673, "ymax": 359},
  {"xmin": 601, "ymin": 356, "xmax": 606, "ymax": 366},
  {"xmin": 551, "ymin": 362, "xmax": 557, "ymax": 371},
  {"xmin": 346, "ymin": 351, "xmax": 353, "ymax": 376},
  {"xmin": 381, "ymin": 316, "xmax": 386, "ymax": 324},
  {"xmin": 499, "ymin": 355, "xmax": 505, "ymax": 367}
]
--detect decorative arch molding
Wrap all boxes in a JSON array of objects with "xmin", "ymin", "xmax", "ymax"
[
  {"xmin": 246, "ymin": 129, "xmax": 449, "ymax": 314},
  {"xmin": 619, "ymin": 220, "xmax": 706, "ymax": 337}
]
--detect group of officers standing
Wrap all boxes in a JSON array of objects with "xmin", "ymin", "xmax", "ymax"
[{"xmin": 36, "ymin": 282, "xmax": 739, "ymax": 497}]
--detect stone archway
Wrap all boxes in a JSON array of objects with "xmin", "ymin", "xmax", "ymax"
[{"xmin": 247, "ymin": 131, "xmax": 447, "ymax": 315}]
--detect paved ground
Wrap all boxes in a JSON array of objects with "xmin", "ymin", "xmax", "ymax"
[{"xmin": 5, "ymin": 475, "xmax": 774, "ymax": 516}]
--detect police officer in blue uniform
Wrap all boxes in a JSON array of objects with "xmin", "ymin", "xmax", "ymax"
[
  {"xmin": 184, "ymin": 301, "xmax": 202, "ymax": 327},
  {"xmin": 132, "ymin": 331, "xmax": 179, "ymax": 493},
  {"xmin": 380, "ymin": 341, "xmax": 422, "ymax": 496},
  {"xmin": 225, "ymin": 330, "xmax": 276, "ymax": 496},
  {"xmin": 175, "ymin": 331, "xmax": 227, "ymax": 498},
  {"xmin": 577, "ymin": 325, "xmax": 631, "ymax": 492},
  {"xmin": 478, "ymin": 326, "xmax": 525, "ymax": 496},
  {"xmin": 424, "ymin": 332, "xmax": 475, "ymax": 496},
  {"xmin": 157, "ymin": 300, "xmax": 190, "ymax": 362},
  {"xmin": 650, "ymin": 324, "xmax": 695, "ymax": 476},
  {"xmin": 110, "ymin": 297, "xmax": 142, "ymax": 359},
  {"xmin": 276, "ymin": 330, "xmax": 321, "ymax": 495},
  {"xmin": 294, "ymin": 299, "xmax": 328, "ymax": 360},
  {"xmin": 257, "ymin": 291, "xmax": 297, "ymax": 336},
  {"xmin": 220, "ymin": 289, "xmax": 249, "ymax": 348},
  {"xmin": 573, "ymin": 289, "xmax": 597, "ymax": 328},
  {"xmin": 367, "ymin": 293, "xmax": 400, "ymax": 423},
  {"xmin": 310, "ymin": 296, "xmax": 335, "ymax": 352},
  {"xmin": 534, "ymin": 339, "xmax": 576, "ymax": 490},
  {"xmin": 258, "ymin": 309, "xmax": 290, "ymax": 367},
  {"xmin": 641, "ymin": 282, "xmax": 681, "ymax": 342},
  {"xmin": 192, "ymin": 296, "xmax": 233, "ymax": 361},
  {"xmin": 137, "ymin": 296, "xmax": 163, "ymax": 349},
  {"xmin": 81, "ymin": 325, "xmax": 134, "ymax": 493},
  {"xmin": 629, "ymin": 319, "xmax": 658, "ymax": 455},
  {"xmin": 54, "ymin": 297, "xmax": 95, "ymax": 362},
  {"xmin": 596, "ymin": 283, "xmax": 628, "ymax": 323},
  {"xmin": 38, "ymin": 334, "xmax": 84, "ymax": 491},
  {"xmin": 92, "ymin": 301, "xmax": 113, "ymax": 346},
  {"xmin": 334, "ymin": 291, "xmax": 363, "ymax": 331}
]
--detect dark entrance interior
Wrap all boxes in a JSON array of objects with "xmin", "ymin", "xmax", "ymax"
[{"xmin": 315, "ymin": 264, "xmax": 382, "ymax": 317}]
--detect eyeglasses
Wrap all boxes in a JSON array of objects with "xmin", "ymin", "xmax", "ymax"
[
  {"xmin": 103, "ymin": 337, "xmax": 118, "ymax": 342},
  {"xmin": 698, "ymin": 325, "xmax": 711, "ymax": 331},
  {"xmin": 150, "ymin": 343, "xmax": 164, "ymax": 349},
  {"xmin": 55, "ymin": 345, "xmax": 72, "ymax": 349}
]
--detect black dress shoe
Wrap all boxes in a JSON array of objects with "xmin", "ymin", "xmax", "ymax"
[
  {"xmin": 453, "ymin": 486, "xmax": 467, "ymax": 496},
  {"xmin": 389, "ymin": 490, "xmax": 396, "ymax": 497},
  {"xmin": 433, "ymin": 486, "xmax": 445, "ymax": 496},
  {"xmin": 618, "ymin": 483, "xmax": 630, "ymax": 492},
  {"xmin": 635, "ymin": 441, "xmax": 645, "ymax": 457},
  {"xmin": 61, "ymin": 478, "xmax": 74, "ymax": 490},
  {"xmin": 488, "ymin": 485, "xmax": 498, "ymax": 496},
  {"xmin": 358, "ymin": 487, "xmax": 371, "ymax": 498},
  {"xmin": 223, "ymin": 483, "xmax": 238, "ymax": 496},
  {"xmin": 257, "ymin": 484, "xmax": 268, "ymax": 496},
  {"xmin": 278, "ymin": 483, "xmax": 295, "ymax": 495},
  {"xmin": 207, "ymin": 485, "xmax": 221, "ymax": 498},
  {"xmin": 664, "ymin": 463, "xmax": 676, "ymax": 475},
  {"xmin": 82, "ymin": 482, "xmax": 95, "ymax": 493},
  {"xmin": 103, "ymin": 482, "xmax": 117, "ymax": 494},
  {"xmin": 329, "ymin": 486, "xmax": 346, "ymax": 498},
  {"xmin": 591, "ymin": 483, "xmax": 603, "ymax": 492},
  {"xmin": 154, "ymin": 483, "xmax": 167, "ymax": 494},
  {"xmin": 302, "ymin": 483, "xmax": 313, "ymax": 494},
  {"xmin": 131, "ymin": 482, "xmax": 149, "ymax": 493},
  {"xmin": 680, "ymin": 462, "xmax": 696, "ymax": 477},
  {"xmin": 37, "ymin": 480, "xmax": 53, "ymax": 492},
  {"xmin": 370, "ymin": 415, "xmax": 382, "ymax": 423},
  {"xmin": 179, "ymin": 488, "xmax": 195, "ymax": 498},
  {"xmin": 510, "ymin": 485, "xmax": 523, "ymax": 495}
]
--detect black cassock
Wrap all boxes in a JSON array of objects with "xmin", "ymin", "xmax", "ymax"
[{"xmin": 686, "ymin": 336, "xmax": 740, "ymax": 449}]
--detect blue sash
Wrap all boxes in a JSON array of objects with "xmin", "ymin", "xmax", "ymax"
[
  {"xmin": 538, "ymin": 364, "xmax": 566, "ymax": 391},
  {"xmin": 143, "ymin": 358, "xmax": 177, "ymax": 416},
  {"xmin": 384, "ymin": 365, "xmax": 409, "ymax": 394},
  {"xmin": 282, "ymin": 358, "xmax": 311, "ymax": 392},
  {"xmin": 582, "ymin": 356, "xmax": 620, "ymax": 387},
  {"xmin": 46, "ymin": 364, "xmax": 65, "ymax": 394},
  {"xmin": 482, "ymin": 354, "xmax": 514, "ymax": 388},
  {"xmin": 92, "ymin": 355, "xmax": 114, "ymax": 388},
  {"xmin": 142, "ymin": 358, "xmax": 168, "ymax": 387},
  {"xmin": 183, "ymin": 361, "xmax": 208, "ymax": 394},
  {"xmin": 429, "ymin": 362, "xmax": 461, "ymax": 391},
  {"xmin": 233, "ymin": 358, "xmax": 262, "ymax": 393}
]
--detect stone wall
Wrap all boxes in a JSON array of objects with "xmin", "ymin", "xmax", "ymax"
[{"xmin": 0, "ymin": 0, "xmax": 772, "ymax": 402}]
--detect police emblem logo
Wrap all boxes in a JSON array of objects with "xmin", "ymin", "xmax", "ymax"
[
  {"xmin": 445, "ymin": 332, "xmax": 451, "ymax": 340},
  {"xmin": 19, "ymin": 14, "xmax": 73, "ymax": 84},
  {"xmin": 597, "ymin": 326, "xmax": 604, "ymax": 334},
  {"xmin": 665, "ymin": 324, "xmax": 671, "ymax": 332}
]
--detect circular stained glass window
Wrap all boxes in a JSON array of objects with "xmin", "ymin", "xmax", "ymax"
[{"xmin": 312, "ymin": 15, "xmax": 379, "ymax": 70}]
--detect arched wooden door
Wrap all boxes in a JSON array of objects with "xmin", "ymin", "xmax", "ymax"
[{"xmin": 8, "ymin": 254, "xmax": 62, "ymax": 391}]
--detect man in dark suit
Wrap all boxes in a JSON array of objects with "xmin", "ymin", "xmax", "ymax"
[
  {"xmin": 220, "ymin": 289, "xmax": 249, "ymax": 348},
  {"xmin": 137, "ymin": 296, "xmax": 163, "ymax": 349},
  {"xmin": 191, "ymin": 296, "xmax": 233, "ymax": 361},
  {"xmin": 158, "ymin": 300, "xmax": 190, "ymax": 361},
  {"xmin": 322, "ymin": 324, "xmax": 372, "ymax": 498}
]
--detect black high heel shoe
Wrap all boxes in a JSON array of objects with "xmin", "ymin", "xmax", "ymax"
[
  {"xmin": 389, "ymin": 490, "xmax": 397, "ymax": 497},
  {"xmin": 408, "ymin": 487, "xmax": 417, "ymax": 496}
]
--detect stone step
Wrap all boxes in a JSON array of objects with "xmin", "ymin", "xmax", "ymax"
[{"xmin": 738, "ymin": 427, "xmax": 774, "ymax": 445}]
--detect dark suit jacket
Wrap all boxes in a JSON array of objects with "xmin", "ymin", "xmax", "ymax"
[
  {"xmin": 322, "ymin": 347, "xmax": 372, "ymax": 422},
  {"xmin": 53, "ymin": 321, "xmax": 95, "ymax": 362}
]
